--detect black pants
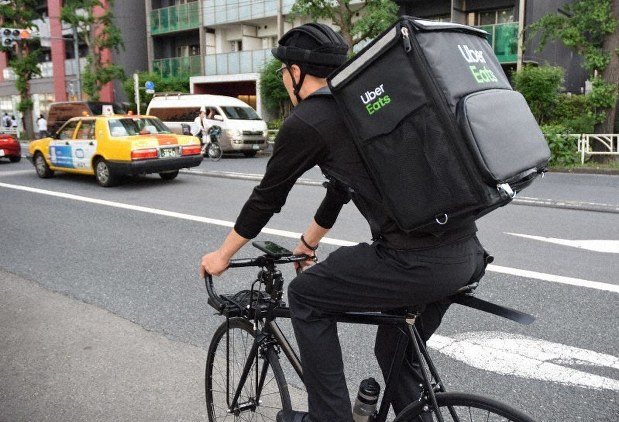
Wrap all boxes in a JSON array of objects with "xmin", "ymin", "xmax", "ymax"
[{"xmin": 287, "ymin": 236, "xmax": 487, "ymax": 422}]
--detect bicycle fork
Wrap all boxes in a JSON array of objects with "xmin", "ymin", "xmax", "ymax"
[{"xmin": 224, "ymin": 323, "xmax": 271, "ymax": 415}]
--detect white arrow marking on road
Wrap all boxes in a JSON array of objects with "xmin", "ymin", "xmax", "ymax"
[
  {"xmin": 506, "ymin": 233, "xmax": 619, "ymax": 254},
  {"xmin": 429, "ymin": 331, "xmax": 619, "ymax": 391}
]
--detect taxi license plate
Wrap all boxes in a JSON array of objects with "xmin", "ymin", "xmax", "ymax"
[{"xmin": 160, "ymin": 147, "xmax": 178, "ymax": 158}]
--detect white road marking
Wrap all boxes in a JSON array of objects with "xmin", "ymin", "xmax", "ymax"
[
  {"xmin": 0, "ymin": 169, "xmax": 32, "ymax": 177},
  {"xmin": 488, "ymin": 264, "xmax": 619, "ymax": 293},
  {"xmin": 1, "ymin": 182, "xmax": 616, "ymax": 293},
  {"xmin": 429, "ymin": 331, "xmax": 619, "ymax": 391},
  {"xmin": 507, "ymin": 232, "xmax": 619, "ymax": 254}
]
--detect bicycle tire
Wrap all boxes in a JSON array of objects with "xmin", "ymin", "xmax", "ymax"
[
  {"xmin": 205, "ymin": 317, "xmax": 292, "ymax": 421},
  {"xmin": 208, "ymin": 143, "xmax": 223, "ymax": 161},
  {"xmin": 393, "ymin": 392, "xmax": 536, "ymax": 422}
]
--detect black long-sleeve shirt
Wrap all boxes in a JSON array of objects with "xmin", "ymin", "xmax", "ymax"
[{"xmin": 234, "ymin": 93, "xmax": 476, "ymax": 249}]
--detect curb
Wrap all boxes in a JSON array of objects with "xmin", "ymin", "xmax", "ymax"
[{"xmin": 182, "ymin": 169, "xmax": 619, "ymax": 215}]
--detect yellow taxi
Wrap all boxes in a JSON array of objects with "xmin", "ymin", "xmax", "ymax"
[{"xmin": 28, "ymin": 113, "xmax": 203, "ymax": 187}]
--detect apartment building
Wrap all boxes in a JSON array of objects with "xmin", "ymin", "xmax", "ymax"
[
  {"xmin": 146, "ymin": 0, "xmax": 300, "ymax": 118},
  {"xmin": 395, "ymin": 0, "xmax": 587, "ymax": 92},
  {"xmin": 146, "ymin": 0, "xmax": 588, "ymax": 120},
  {"xmin": 0, "ymin": 0, "xmax": 148, "ymax": 128}
]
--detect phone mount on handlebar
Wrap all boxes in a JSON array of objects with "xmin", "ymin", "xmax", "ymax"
[{"xmin": 252, "ymin": 241, "xmax": 293, "ymax": 258}]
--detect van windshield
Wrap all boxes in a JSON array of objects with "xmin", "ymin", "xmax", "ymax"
[{"xmin": 220, "ymin": 106, "xmax": 261, "ymax": 120}]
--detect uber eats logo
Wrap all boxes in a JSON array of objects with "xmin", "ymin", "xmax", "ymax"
[
  {"xmin": 458, "ymin": 44, "xmax": 498, "ymax": 84},
  {"xmin": 360, "ymin": 83, "xmax": 391, "ymax": 115}
]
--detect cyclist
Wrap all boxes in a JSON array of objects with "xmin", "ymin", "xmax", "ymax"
[{"xmin": 200, "ymin": 23, "xmax": 488, "ymax": 422}]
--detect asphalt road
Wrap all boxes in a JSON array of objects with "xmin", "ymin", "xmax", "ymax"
[{"xmin": 0, "ymin": 156, "xmax": 617, "ymax": 421}]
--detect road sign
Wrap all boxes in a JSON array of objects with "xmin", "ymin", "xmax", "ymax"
[{"xmin": 145, "ymin": 80, "xmax": 155, "ymax": 94}]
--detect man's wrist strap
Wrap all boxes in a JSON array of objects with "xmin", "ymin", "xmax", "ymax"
[{"xmin": 300, "ymin": 234, "xmax": 318, "ymax": 251}]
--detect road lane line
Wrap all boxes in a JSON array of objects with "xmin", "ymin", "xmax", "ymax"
[
  {"xmin": 2, "ymin": 181, "xmax": 616, "ymax": 293},
  {"xmin": 487, "ymin": 264, "xmax": 619, "ymax": 293}
]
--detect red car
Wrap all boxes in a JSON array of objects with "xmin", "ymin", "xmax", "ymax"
[{"xmin": 0, "ymin": 133, "xmax": 21, "ymax": 163}]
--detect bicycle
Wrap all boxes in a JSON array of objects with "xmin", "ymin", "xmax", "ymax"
[
  {"xmin": 202, "ymin": 125, "xmax": 223, "ymax": 161},
  {"xmin": 204, "ymin": 240, "xmax": 537, "ymax": 422}
]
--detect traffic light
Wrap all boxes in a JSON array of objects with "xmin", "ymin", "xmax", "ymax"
[{"xmin": 1, "ymin": 28, "xmax": 30, "ymax": 47}]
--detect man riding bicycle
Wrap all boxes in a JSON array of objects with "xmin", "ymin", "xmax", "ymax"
[{"xmin": 200, "ymin": 23, "xmax": 488, "ymax": 422}]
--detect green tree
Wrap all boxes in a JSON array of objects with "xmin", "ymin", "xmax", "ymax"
[
  {"xmin": 122, "ymin": 72, "xmax": 189, "ymax": 114},
  {"xmin": 260, "ymin": 58, "xmax": 290, "ymax": 118},
  {"xmin": 0, "ymin": 0, "xmax": 43, "ymax": 139},
  {"xmin": 527, "ymin": 0, "xmax": 618, "ymax": 135},
  {"xmin": 61, "ymin": 0, "xmax": 125, "ymax": 101},
  {"xmin": 513, "ymin": 65, "xmax": 564, "ymax": 125},
  {"xmin": 290, "ymin": 0, "xmax": 398, "ymax": 52}
]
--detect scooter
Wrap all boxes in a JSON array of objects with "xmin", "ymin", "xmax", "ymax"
[{"xmin": 201, "ymin": 125, "xmax": 223, "ymax": 161}]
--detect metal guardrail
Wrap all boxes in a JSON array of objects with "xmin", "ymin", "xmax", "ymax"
[{"xmin": 576, "ymin": 134, "xmax": 619, "ymax": 164}]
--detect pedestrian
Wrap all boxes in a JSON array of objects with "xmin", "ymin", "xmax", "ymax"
[
  {"xmin": 10, "ymin": 115, "xmax": 18, "ymax": 130},
  {"xmin": 37, "ymin": 115, "xmax": 47, "ymax": 138},
  {"xmin": 200, "ymin": 23, "xmax": 488, "ymax": 422},
  {"xmin": 2, "ymin": 112, "xmax": 11, "ymax": 129},
  {"xmin": 191, "ymin": 106, "xmax": 214, "ymax": 148}
]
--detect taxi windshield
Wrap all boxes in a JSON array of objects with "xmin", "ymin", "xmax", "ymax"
[{"xmin": 108, "ymin": 117, "xmax": 173, "ymax": 137}]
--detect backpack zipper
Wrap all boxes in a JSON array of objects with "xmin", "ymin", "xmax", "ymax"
[{"xmin": 400, "ymin": 27, "xmax": 412, "ymax": 52}]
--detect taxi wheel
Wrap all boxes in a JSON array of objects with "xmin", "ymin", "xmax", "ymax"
[
  {"xmin": 94, "ymin": 158, "xmax": 119, "ymax": 187},
  {"xmin": 159, "ymin": 170, "xmax": 179, "ymax": 181},
  {"xmin": 34, "ymin": 152, "xmax": 54, "ymax": 178}
]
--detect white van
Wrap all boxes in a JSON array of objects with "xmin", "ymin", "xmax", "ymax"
[{"xmin": 146, "ymin": 93, "xmax": 268, "ymax": 157}]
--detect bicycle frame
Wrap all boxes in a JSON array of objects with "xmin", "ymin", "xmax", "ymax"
[
  {"xmin": 205, "ymin": 249, "xmax": 535, "ymax": 422},
  {"xmin": 207, "ymin": 267, "xmax": 448, "ymax": 422}
]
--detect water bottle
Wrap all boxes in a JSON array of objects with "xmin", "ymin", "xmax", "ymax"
[{"xmin": 352, "ymin": 377, "xmax": 381, "ymax": 422}]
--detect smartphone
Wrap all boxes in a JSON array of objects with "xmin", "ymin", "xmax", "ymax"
[{"xmin": 252, "ymin": 241, "xmax": 293, "ymax": 258}]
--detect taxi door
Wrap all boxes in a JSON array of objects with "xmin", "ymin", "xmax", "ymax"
[
  {"xmin": 48, "ymin": 119, "xmax": 97, "ymax": 170},
  {"xmin": 49, "ymin": 120, "xmax": 79, "ymax": 168},
  {"xmin": 70, "ymin": 120, "xmax": 97, "ymax": 171}
]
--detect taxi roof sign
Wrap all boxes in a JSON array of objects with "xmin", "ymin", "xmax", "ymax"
[{"xmin": 102, "ymin": 105, "xmax": 114, "ymax": 116}]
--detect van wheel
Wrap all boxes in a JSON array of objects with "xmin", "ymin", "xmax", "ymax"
[
  {"xmin": 243, "ymin": 151, "xmax": 257, "ymax": 158},
  {"xmin": 94, "ymin": 158, "xmax": 119, "ymax": 187},
  {"xmin": 159, "ymin": 170, "xmax": 179, "ymax": 181},
  {"xmin": 34, "ymin": 152, "xmax": 54, "ymax": 178}
]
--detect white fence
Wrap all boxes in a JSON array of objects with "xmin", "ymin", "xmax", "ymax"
[{"xmin": 576, "ymin": 134, "xmax": 619, "ymax": 164}]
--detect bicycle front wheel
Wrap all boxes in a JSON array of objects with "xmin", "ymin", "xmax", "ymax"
[
  {"xmin": 394, "ymin": 392, "xmax": 536, "ymax": 422},
  {"xmin": 205, "ymin": 317, "xmax": 292, "ymax": 421},
  {"xmin": 208, "ymin": 143, "xmax": 223, "ymax": 161}
]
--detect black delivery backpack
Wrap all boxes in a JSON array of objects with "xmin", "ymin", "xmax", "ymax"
[{"xmin": 327, "ymin": 17, "xmax": 550, "ymax": 233}]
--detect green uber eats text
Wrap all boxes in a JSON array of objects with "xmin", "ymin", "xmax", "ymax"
[{"xmin": 360, "ymin": 84, "xmax": 391, "ymax": 115}]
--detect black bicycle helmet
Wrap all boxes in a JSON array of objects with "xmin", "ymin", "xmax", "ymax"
[
  {"xmin": 272, "ymin": 23, "xmax": 348, "ymax": 102},
  {"xmin": 272, "ymin": 23, "xmax": 348, "ymax": 77}
]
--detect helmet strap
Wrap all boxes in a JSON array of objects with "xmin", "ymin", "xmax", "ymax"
[{"xmin": 289, "ymin": 65, "xmax": 306, "ymax": 104}]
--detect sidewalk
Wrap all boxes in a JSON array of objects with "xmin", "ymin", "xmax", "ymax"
[{"xmin": 0, "ymin": 270, "xmax": 208, "ymax": 422}]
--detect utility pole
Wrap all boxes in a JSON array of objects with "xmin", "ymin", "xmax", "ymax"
[{"xmin": 72, "ymin": 25, "xmax": 82, "ymax": 100}]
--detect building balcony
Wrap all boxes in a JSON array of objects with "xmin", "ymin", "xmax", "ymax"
[
  {"xmin": 152, "ymin": 55, "xmax": 202, "ymax": 79},
  {"xmin": 477, "ymin": 22, "xmax": 518, "ymax": 64},
  {"xmin": 205, "ymin": 49, "xmax": 270, "ymax": 76},
  {"xmin": 203, "ymin": 0, "xmax": 295, "ymax": 26},
  {"xmin": 151, "ymin": 2, "xmax": 200, "ymax": 35}
]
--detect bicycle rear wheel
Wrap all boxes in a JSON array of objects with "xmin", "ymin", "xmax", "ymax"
[
  {"xmin": 205, "ymin": 317, "xmax": 292, "ymax": 421},
  {"xmin": 393, "ymin": 392, "xmax": 536, "ymax": 422}
]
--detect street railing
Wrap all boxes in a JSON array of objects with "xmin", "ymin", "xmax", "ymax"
[{"xmin": 576, "ymin": 134, "xmax": 618, "ymax": 164}]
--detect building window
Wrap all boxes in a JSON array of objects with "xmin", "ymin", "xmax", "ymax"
[
  {"xmin": 230, "ymin": 40, "xmax": 242, "ymax": 52},
  {"xmin": 470, "ymin": 8, "xmax": 514, "ymax": 26},
  {"xmin": 431, "ymin": 15, "xmax": 451, "ymax": 23}
]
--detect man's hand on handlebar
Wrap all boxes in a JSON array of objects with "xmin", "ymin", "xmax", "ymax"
[
  {"xmin": 292, "ymin": 244, "xmax": 317, "ymax": 272},
  {"xmin": 200, "ymin": 250, "xmax": 230, "ymax": 278}
]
